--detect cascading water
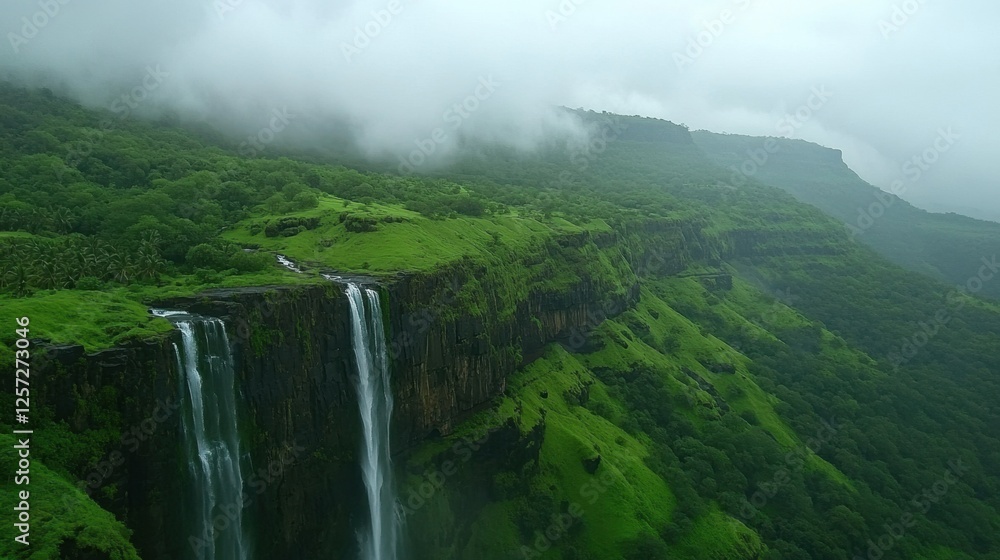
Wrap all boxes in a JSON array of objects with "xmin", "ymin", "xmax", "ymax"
[
  {"xmin": 154, "ymin": 310, "xmax": 248, "ymax": 560},
  {"xmin": 345, "ymin": 283, "xmax": 401, "ymax": 560}
]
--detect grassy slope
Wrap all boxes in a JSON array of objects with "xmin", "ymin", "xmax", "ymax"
[
  {"xmin": 404, "ymin": 270, "xmax": 894, "ymax": 559},
  {"xmin": 1, "ymin": 187, "xmax": 599, "ymax": 364},
  {"xmin": 404, "ymin": 235, "xmax": 1000, "ymax": 558},
  {"xmin": 0, "ymin": 434, "xmax": 140, "ymax": 560},
  {"xmin": 223, "ymin": 194, "xmax": 607, "ymax": 275},
  {"xmin": 405, "ymin": 343, "xmax": 685, "ymax": 560},
  {"xmin": 0, "ymin": 291, "xmax": 173, "ymax": 368}
]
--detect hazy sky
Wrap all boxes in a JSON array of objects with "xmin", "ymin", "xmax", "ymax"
[{"xmin": 2, "ymin": 0, "xmax": 997, "ymax": 218}]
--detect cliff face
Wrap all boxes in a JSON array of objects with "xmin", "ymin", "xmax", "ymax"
[
  {"xmin": 387, "ymin": 266, "xmax": 640, "ymax": 449},
  {"xmin": 35, "ymin": 340, "xmax": 184, "ymax": 560},
  {"xmin": 32, "ymin": 221, "xmax": 818, "ymax": 558},
  {"xmin": 184, "ymin": 226, "xmax": 651, "ymax": 557}
]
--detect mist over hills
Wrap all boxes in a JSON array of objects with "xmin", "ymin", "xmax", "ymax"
[
  {"xmin": 1, "ymin": 78, "xmax": 1000, "ymax": 560},
  {"xmin": 2, "ymin": 0, "xmax": 998, "ymax": 216},
  {"xmin": 2, "ymin": 2, "xmax": 1000, "ymax": 557}
]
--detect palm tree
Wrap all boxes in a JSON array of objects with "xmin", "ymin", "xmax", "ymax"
[
  {"xmin": 135, "ymin": 245, "xmax": 164, "ymax": 281},
  {"xmin": 51, "ymin": 207, "xmax": 75, "ymax": 234},
  {"xmin": 141, "ymin": 229, "xmax": 162, "ymax": 249},
  {"xmin": 27, "ymin": 208, "xmax": 52, "ymax": 234},
  {"xmin": 7, "ymin": 264, "xmax": 30, "ymax": 297},
  {"xmin": 0, "ymin": 260, "xmax": 12, "ymax": 290},
  {"xmin": 106, "ymin": 251, "xmax": 132, "ymax": 284},
  {"xmin": 0, "ymin": 206, "xmax": 19, "ymax": 230},
  {"xmin": 31, "ymin": 258, "xmax": 65, "ymax": 290},
  {"xmin": 24, "ymin": 238, "xmax": 47, "ymax": 259},
  {"xmin": 58, "ymin": 253, "xmax": 81, "ymax": 287}
]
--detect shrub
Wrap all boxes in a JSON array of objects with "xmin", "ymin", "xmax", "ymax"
[
  {"xmin": 75, "ymin": 276, "xmax": 103, "ymax": 290},
  {"xmin": 228, "ymin": 251, "xmax": 273, "ymax": 272},
  {"xmin": 185, "ymin": 243, "xmax": 226, "ymax": 269}
]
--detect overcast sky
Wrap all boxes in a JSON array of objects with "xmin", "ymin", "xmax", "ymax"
[{"xmin": 2, "ymin": 0, "xmax": 997, "ymax": 219}]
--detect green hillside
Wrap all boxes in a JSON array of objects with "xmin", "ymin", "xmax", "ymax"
[
  {"xmin": 691, "ymin": 130, "xmax": 1000, "ymax": 300},
  {"xmin": 0, "ymin": 85, "xmax": 998, "ymax": 559}
]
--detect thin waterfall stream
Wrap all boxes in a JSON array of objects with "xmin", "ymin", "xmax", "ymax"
[
  {"xmin": 154, "ymin": 310, "xmax": 248, "ymax": 560},
  {"xmin": 344, "ymin": 283, "xmax": 401, "ymax": 560}
]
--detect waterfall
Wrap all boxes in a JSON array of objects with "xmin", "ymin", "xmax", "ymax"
[
  {"xmin": 154, "ymin": 310, "xmax": 248, "ymax": 560},
  {"xmin": 345, "ymin": 283, "xmax": 400, "ymax": 560}
]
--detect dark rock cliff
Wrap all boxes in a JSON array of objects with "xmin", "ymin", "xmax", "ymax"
[
  {"xmin": 30, "ymin": 221, "xmax": 825, "ymax": 558},
  {"xmin": 33, "ymin": 339, "xmax": 184, "ymax": 560}
]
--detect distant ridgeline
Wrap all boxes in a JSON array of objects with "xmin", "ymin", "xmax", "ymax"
[
  {"xmin": 691, "ymin": 130, "xmax": 1000, "ymax": 302},
  {"xmin": 0, "ymin": 83, "xmax": 998, "ymax": 560}
]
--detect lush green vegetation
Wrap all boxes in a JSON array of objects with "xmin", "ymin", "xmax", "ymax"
[
  {"xmin": 691, "ymin": 131, "xmax": 1000, "ymax": 300},
  {"xmin": 0, "ymin": 434, "xmax": 140, "ymax": 560},
  {"xmin": 1, "ymin": 84, "xmax": 999, "ymax": 559},
  {"xmin": 405, "ymin": 260, "xmax": 998, "ymax": 559}
]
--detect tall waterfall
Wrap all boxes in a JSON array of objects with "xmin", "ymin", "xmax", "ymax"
[
  {"xmin": 154, "ymin": 310, "xmax": 248, "ymax": 560},
  {"xmin": 345, "ymin": 283, "xmax": 401, "ymax": 560}
]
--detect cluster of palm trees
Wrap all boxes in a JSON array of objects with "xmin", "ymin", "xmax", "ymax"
[
  {"xmin": 0, "ymin": 204, "xmax": 76, "ymax": 235},
  {"xmin": 0, "ymin": 232, "xmax": 165, "ymax": 297}
]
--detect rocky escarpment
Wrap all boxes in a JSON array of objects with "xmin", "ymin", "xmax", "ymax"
[
  {"xmin": 28, "ymin": 219, "xmax": 835, "ymax": 558},
  {"xmin": 32, "ymin": 339, "xmax": 183, "ymax": 560},
  {"xmin": 172, "ymin": 225, "xmax": 655, "ymax": 557},
  {"xmin": 387, "ymin": 263, "xmax": 639, "ymax": 449}
]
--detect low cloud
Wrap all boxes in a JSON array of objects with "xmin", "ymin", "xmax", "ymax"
[{"xmin": 1, "ymin": 0, "xmax": 996, "ymax": 216}]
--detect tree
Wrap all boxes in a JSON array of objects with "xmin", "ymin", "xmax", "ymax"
[
  {"xmin": 292, "ymin": 191, "xmax": 319, "ymax": 210},
  {"xmin": 185, "ymin": 243, "xmax": 226, "ymax": 270}
]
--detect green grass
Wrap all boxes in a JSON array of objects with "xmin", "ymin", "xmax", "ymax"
[
  {"xmin": 223, "ymin": 194, "xmax": 608, "ymax": 275},
  {"xmin": 120, "ymin": 266, "xmax": 320, "ymax": 300},
  {"xmin": 404, "ymin": 344, "xmax": 677, "ymax": 560},
  {"xmin": 512, "ymin": 346, "xmax": 675, "ymax": 559},
  {"xmin": 673, "ymin": 507, "xmax": 762, "ymax": 559},
  {"xmin": 0, "ymin": 257, "xmax": 319, "ymax": 366},
  {"xmin": 0, "ymin": 434, "xmax": 141, "ymax": 560},
  {"xmin": 0, "ymin": 291, "xmax": 175, "ymax": 368},
  {"xmin": 403, "ymin": 260, "xmax": 894, "ymax": 558},
  {"xmin": 0, "ymin": 232, "xmax": 37, "ymax": 241}
]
